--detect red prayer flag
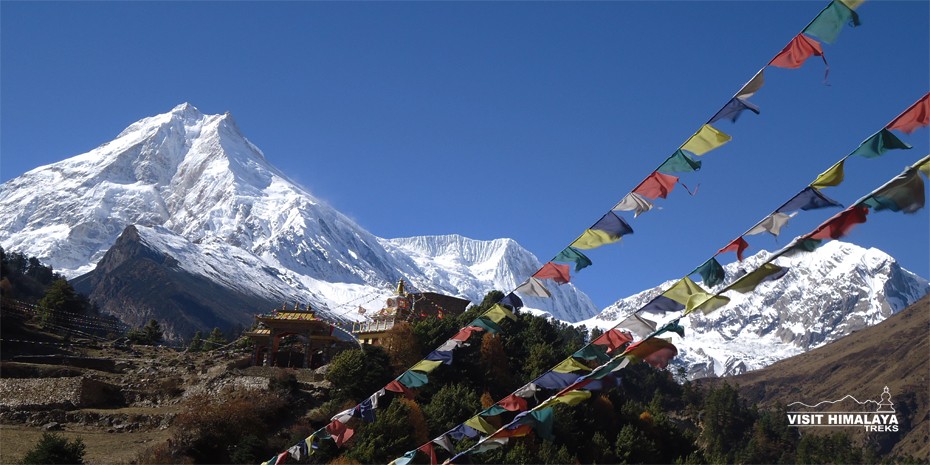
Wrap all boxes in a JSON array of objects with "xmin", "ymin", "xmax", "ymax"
[
  {"xmin": 450, "ymin": 326, "xmax": 484, "ymax": 342},
  {"xmin": 491, "ymin": 424, "xmax": 534, "ymax": 439},
  {"xmin": 887, "ymin": 93, "xmax": 930, "ymax": 134},
  {"xmin": 498, "ymin": 394, "xmax": 529, "ymax": 412},
  {"xmin": 627, "ymin": 338, "xmax": 678, "ymax": 369},
  {"xmin": 808, "ymin": 205, "xmax": 869, "ymax": 240},
  {"xmin": 385, "ymin": 380, "xmax": 416, "ymax": 399},
  {"xmin": 769, "ymin": 34, "xmax": 825, "ymax": 69},
  {"xmin": 325, "ymin": 419, "xmax": 356, "ymax": 447},
  {"xmin": 717, "ymin": 236, "xmax": 750, "ymax": 262},
  {"xmin": 418, "ymin": 443, "xmax": 438, "ymax": 465},
  {"xmin": 633, "ymin": 171, "xmax": 678, "ymax": 199},
  {"xmin": 533, "ymin": 262, "xmax": 571, "ymax": 284},
  {"xmin": 591, "ymin": 329, "xmax": 634, "ymax": 353},
  {"xmin": 274, "ymin": 451, "xmax": 289, "ymax": 465}
]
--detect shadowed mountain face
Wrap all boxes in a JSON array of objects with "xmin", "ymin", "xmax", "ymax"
[{"xmin": 698, "ymin": 295, "xmax": 930, "ymax": 459}]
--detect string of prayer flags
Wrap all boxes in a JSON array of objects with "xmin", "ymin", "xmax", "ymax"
[
  {"xmin": 886, "ymin": 93, "xmax": 929, "ymax": 134},
  {"xmin": 708, "ymin": 97, "xmax": 761, "ymax": 124},
  {"xmin": 807, "ymin": 204, "xmax": 870, "ymax": 240},
  {"xmin": 718, "ymin": 236, "xmax": 750, "ymax": 261},
  {"xmin": 514, "ymin": 277, "xmax": 551, "ymax": 298},
  {"xmin": 777, "ymin": 186, "xmax": 843, "ymax": 212},
  {"xmin": 811, "ymin": 160, "xmax": 846, "ymax": 189},
  {"xmin": 693, "ymin": 257, "xmax": 725, "ymax": 287},
  {"xmin": 658, "ymin": 150, "xmax": 703, "ymax": 174},
  {"xmin": 613, "ymin": 192, "xmax": 654, "ymax": 217},
  {"xmin": 849, "ymin": 129, "xmax": 912, "ymax": 158},
  {"xmin": 736, "ymin": 70, "xmax": 765, "ymax": 99},
  {"xmin": 770, "ymin": 33, "xmax": 828, "ymax": 71},
  {"xmin": 862, "ymin": 166, "xmax": 926, "ymax": 213},
  {"xmin": 803, "ymin": 0, "xmax": 860, "ymax": 44},
  {"xmin": 553, "ymin": 247, "xmax": 593, "ymax": 272},
  {"xmin": 633, "ymin": 171, "xmax": 678, "ymax": 199},
  {"xmin": 746, "ymin": 212, "xmax": 797, "ymax": 236},
  {"xmin": 532, "ymin": 262, "xmax": 571, "ymax": 284},
  {"xmin": 570, "ymin": 211, "xmax": 633, "ymax": 249},
  {"xmin": 680, "ymin": 124, "xmax": 733, "ymax": 155}
]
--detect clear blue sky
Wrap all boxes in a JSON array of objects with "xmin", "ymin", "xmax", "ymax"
[{"xmin": 2, "ymin": 1, "xmax": 928, "ymax": 310}]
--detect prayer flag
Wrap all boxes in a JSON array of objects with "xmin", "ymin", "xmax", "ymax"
[
  {"xmin": 528, "ymin": 408, "xmax": 555, "ymax": 440},
  {"xmin": 658, "ymin": 150, "xmax": 702, "ymax": 173},
  {"xmin": 863, "ymin": 168, "xmax": 926, "ymax": 213},
  {"xmin": 499, "ymin": 394, "xmax": 529, "ymax": 412},
  {"xmin": 532, "ymin": 262, "xmax": 571, "ymax": 284},
  {"xmin": 425, "ymin": 349, "xmax": 454, "ymax": 365},
  {"xmin": 736, "ymin": 70, "xmax": 765, "ymax": 98},
  {"xmin": 499, "ymin": 292, "xmax": 523, "ymax": 310},
  {"xmin": 534, "ymin": 371, "xmax": 579, "ymax": 390},
  {"xmin": 433, "ymin": 435, "xmax": 455, "ymax": 453},
  {"xmin": 553, "ymin": 247, "xmax": 593, "ymax": 272},
  {"xmin": 390, "ymin": 450, "xmax": 417, "ymax": 465},
  {"xmin": 849, "ymin": 129, "xmax": 912, "ymax": 158},
  {"xmin": 680, "ymin": 124, "xmax": 732, "ymax": 155},
  {"xmin": 385, "ymin": 380, "xmax": 415, "ymax": 399},
  {"xmin": 808, "ymin": 205, "xmax": 869, "ymax": 240},
  {"xmin": 616, "ymin": 313, "xmax": 657, "ymax": 339},
  {"xmin": 450, "ymin": 326, "xmax": 484, "ymax": 342},
  {"xmin": 358, "ymin": 398, "xmax": 376, "ymax": 423},
  {"xmin": 274, "ymin": 452, "xmax": 288, "ymax": 465},
  {"xmin": 555, "ymin": 390, "xmax": 592, "ymax": 406},
  {"xmin": 514, "ymin": 383, "xmax": 540, "ymax": 398},
  {"xmin": 811, "ymin": 160, "xmax": 846, "ymax": 189},
  {"xmin": 448, "ymin": 424, "xmax": 480, "ymax": 440},
  {"xmin": 331, "ymin": 407, "xmax": 356, "ymax": 424},
  {"xmin": 493, "ymin": 424, "xmax": 534, "ymax": 439},
  {"xmin": 919, "ymin": 157, "xmax": 930, "ymax": 177},
  {"xmin": 654, "ymin": 319, "xmax": 686, "ymax": 339},
  {"xmin": 472, "ymin": 439, "xmax": 508, "ymax": 454},
  {"xmin": 839, "ymin": 0, "xmax": 864, "ymax": 9},
  {"xmin": 325, "ymin": 420, "xmax": 355, "ymax": 447},
  {"xmin": 627, "ymin": 338, "xmax": 678, "ymax": 369},
  {"xmin": 662, "ymin": 277, "xmax": 711, "ymax": 309},
  {"xmin": 693, "ymin": 257, "xmax": 725, "ymax": 287},
  {"xmin": 613, "ymin": 192, "xmax": 654, "ymax": 217},
  {"xmin": 777, "ymin": 186, "xmax": 842, "ymax": 212},
  {"xmin": 398, "ymin": 370, "xmax": 430, "ymax": 388},
  {"xmin": 591, "ymin": 329, "xmax": 634, "ymax": 353},
  {"xmin": 552, "ymin": 357, "xmax": 592, "ymax": 374},
  {"xmin": 691, "ymin": 294, "xmax": 731, "ymax": 315},
  {"xmin": 769, "ymin": 34, "xmax": 826, "ymax": 69},
  {"xmin": 464, "ymin": 415, "xmax": 497, "ymax": 435},
  {"xmin": 469, "ymin": 316, "xmax": 503, "ymax": 334},
  {"xmin": 803, "ymin": 0, "xmax": 860, "ymax": 44},
  {"xmin": 718, "ymin": 236, "xmax": 750, "ymax": 262},
  {"xmin": 484, "ymin": 303, "xmax": 518, "ymax": 323},
  {"xmin": 418, "ymin": 443, "xmax": 437, "ymax": 465},
  {"xmin": 639, "ymin": 295, "xmax": 684, "ymax": 314},
  {"xmin": 634, "ymin": 171, "xmax": 678, "ymax": 199},
  {"xmin": 746, "ymin": 212, "xmax": 796, "ymax": 237},
  {"xmin": 887, "ymin": 93, "xmax": 930, "ymax": 134},
  {"xmin": 571, "ymin": 212, "xmax": 633, "ymax": 249},
  {"xmin": 574, "ymin": 344, "xmax": 611, "ymax": 362},
  {"xmin": 708, "ymin": 97, "xmax": 761, "ymax": 124},
  {"xmin": 729, "ymin": 263, "xmax": 788, "ymax": 293},
  {"xmin": 514, "ymin": 277, "xmax": 551, "ymax": 298},
  {"xmin": 411, "ymin": 359, "xmax": 444, "ymax": 373}
]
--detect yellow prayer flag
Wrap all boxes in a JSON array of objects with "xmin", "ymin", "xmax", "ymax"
[
  {"xmin": 555, "ymin": 390, "xmax": 592, "ymax": 406},
  {"xmin": 811, "ymin": 160, "xmax": 846, "ymax": 189},
  {"xmin": 917, "ymin": 156, "xmax": 930, "ymax": 177},
  {"xmin": 685, "ymin": 294, "xmax": 730, "ymax": 315},
  {"xmin": 552, "ymin": 357, "xmax": 592, "ymax": 374},
  {"xmin": 680, "ymin": 124, "xmax": 732, "ymax": 156},
  {"xmin": 484, "ymin": 304, "xmax": 517, "ymax": 323},
  {"xmin": 411, "ymin": 359, "xmax": 444, "ymax": 373},
  {"xmin": 839, "ymin": 0, "xmax": 865, "ymax": 10},
  {"xmin": 465, "ymin": 415, "xmax": 497, "ymax": 435},
  {"xmin": 570, "ymin": 229, "xmax": 620, "ymax": 250},
  {"xmin": 661, "ymin": 277, "xmax": 710, "ymax": 306}
]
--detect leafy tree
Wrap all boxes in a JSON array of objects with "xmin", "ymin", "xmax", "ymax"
[
  {"xmin": 382, "ymin": 322, "xmax": 422, "ymax": 375},
  {"xmin": 37, "ymin": 279, "xmax": 83, "ymax": 326},
  {"xmin": 325, "ymin": 346, "xmax": 393, "ymax": 402},
  {"xmin": 422, "ymin": 383, "xmax": 480, "ymax": 437},
  {"xmin": 21, "ymin": 432, "xmax": 86, "ymax": 464}
]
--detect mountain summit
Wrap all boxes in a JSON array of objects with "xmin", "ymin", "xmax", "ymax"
[{"xmin": 0, "ymin": 104, "xmax": 598, "ymax": 336}]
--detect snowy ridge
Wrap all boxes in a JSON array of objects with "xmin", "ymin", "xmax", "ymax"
[
  {"xmin": 578, "ymin": 241, "xmax": 930, "ymax": 379},
  {"xmin": 0, "ymin": 104, "xmax": 599, "ymax": 324}
]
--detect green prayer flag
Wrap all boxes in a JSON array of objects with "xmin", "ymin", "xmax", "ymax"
[
  {"xmin": 693, "ymin": 258, "xmax": 725, "ymax": 287},
  {"xmin": 469, "ymin": 316, "xmax": 503, "ymax": 334},
  {"xmin": 573, "ymin": 344, "xmax": 610, "ymax": 362},
  {"xmin": 658, "ymin": 150, "xmax": 702, "ymax": 174},
  {"xmin": 728, "ymin": 263, "xmax": 787, "ymax": 293},
  {"xmin": 849, "ymin": 129, "xmax": 912, "ymax": 159},
  {"xmin": 553, "ymin": 247, "xmax": 593, "ymax": 272},
  {"xmin": 529, "ymin": 408, "xmax": 555, "ymax": 440},
  {"xmin": 552, "ymin": 357, "xmax": 592, "ymax": 373},
  {"xmin": 803, "ymin": 1, "xmax": 860, "ymax": 44},
  {"xmin": 862, "ymin": 168, "xmax": 926, "ymax": 213},
  {"xmin": 398, "ymin": 370, "xmax": 430, "ymax": 388},
  {"xmin": 811, "ymin": 159, "xmax": 846, "ymax": 189}
]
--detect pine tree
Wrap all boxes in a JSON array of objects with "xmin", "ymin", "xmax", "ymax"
[
  {"xmin": 189, "ymin": 331, "xmax": 204, "ymax": 352},
  {"xmin": 21, "ymin": 432, "xmax": 86, "ymax": 464},
  {"xmin": 205, "ymin": 327, "xmax": 225, "ymax": 349}
]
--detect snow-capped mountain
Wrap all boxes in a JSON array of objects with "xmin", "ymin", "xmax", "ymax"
[
  {"xmin": 578, "ymin": 241, "xmax": 930, "ymax": 379},
  {"xmin": 0, "ymin": 103, "xmax": 598, "ymax": 334}
]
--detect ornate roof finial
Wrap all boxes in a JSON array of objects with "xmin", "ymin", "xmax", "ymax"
[{"xmin": 396, "ymin": 278, "xmax": 407, "ymax": 296}]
